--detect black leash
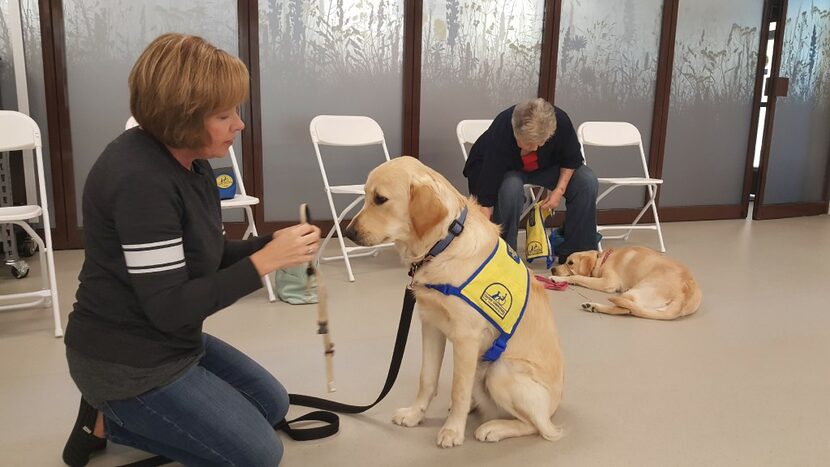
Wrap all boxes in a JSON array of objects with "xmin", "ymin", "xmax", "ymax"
[{"xmin": 119, "ymin": 288, "xmax": 416, "ymax": 466}]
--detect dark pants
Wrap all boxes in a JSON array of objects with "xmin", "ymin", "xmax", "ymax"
[
  {"xmin": 101, "ymin": 334, "xmax": 288, "ymax": 466},
  {"xmin": 494, "ymin": 165, "xmax": 599, "ymax": 259}
]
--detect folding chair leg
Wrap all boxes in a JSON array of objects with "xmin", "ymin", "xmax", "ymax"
[
  {"xmin": 317, "ymin": 225, "xmax": 337, "ymax": 267},
  {"xmin": 46, "ymin": 248, "xmax": 63, "ymax": 337},
  {"xmin": 16, "ymin": 221, "xmax": 62, "ymax": 337},
  {"xmin": 243, "ymin": 225, "xmax": 256, "ymax": 240},
  {"xmin": 241, "ymin": 206, "xmax": 276, "ymax": 302},
  {"xmin": 321, "ymin": 191, "xmax": 358, "ymax": 282},
  {"xmin": 261, "ymin": 274, "xmax": 276, "ymax": 302},
  {"xmin": 38, "ymin": 238, "xmax": 48, "ymax": 292},
  {"xmin": 650, "ymin": 187, "xmax": 666, "ymax": 252},
  {"xmin": 333, "ymin": 221, "xmax": 355, "ymax": 282},
  {"xmin": 625, "ymin": 202, "xmax": 652, "ymax": 241},
  {"xmin": 519, "ymin": 186, "xmax": 544, "ymax": 222},
  {"xmin": 242, "ymin": 207, "xmax": 256, "ymax": 240}
]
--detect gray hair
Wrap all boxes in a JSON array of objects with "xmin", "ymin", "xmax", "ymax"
[{"xmin": 511, "ymin": 98, "xmax": 556, "ymax": 145}]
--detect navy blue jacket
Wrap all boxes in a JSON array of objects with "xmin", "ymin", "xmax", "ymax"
[{"xmin": 463, "ymin": 105, "xmax": 583, "ymax": 207}]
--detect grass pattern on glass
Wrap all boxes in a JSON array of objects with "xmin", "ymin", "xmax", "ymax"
[
  {"xmin": 779, "ymin": 4, "xmax": 830, "ymax": 102},
  {"xmin": 557, "ymin": 0, "xmax": 661, "ymax": 109},
  {"xmin": 671, "ymin": 23, "xmax": 760, "ymax": 109},
  {"xmin": 261, "ymin": 0, "xmax": 404, "ymax": 82},
  {"xmin": 421, "ymin": 0, "xmax": 544, "ymax": 100}
]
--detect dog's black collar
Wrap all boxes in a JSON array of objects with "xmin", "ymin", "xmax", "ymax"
[
  {"xmin": 408, "ymin": 206, "xmax": 468, "ymax": 281},
  {"xmin": 425, "ymin": 206, "xmax": 467, "ymax": 258}
]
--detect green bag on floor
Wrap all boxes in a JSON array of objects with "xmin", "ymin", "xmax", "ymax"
[{"xmin": 275, "ymin": 265, "xmax": 318, "ymax": 305}]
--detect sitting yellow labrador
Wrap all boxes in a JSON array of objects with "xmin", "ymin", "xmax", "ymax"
[
  {"xmin": 551, "ymin": 246, "xmax": 701, "ymax": 320},
  {"xmin": 345, "ymin": 156, "xmax": 564, "ymax": 447}
]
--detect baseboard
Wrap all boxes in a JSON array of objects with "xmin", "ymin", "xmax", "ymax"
[
  {"xmin": 754, "ymin": 201, "xmax": 829, "ymax": 220},
  {"xmin": 545, "ymin": 204, "xmax": 744, "ymax": 227}
]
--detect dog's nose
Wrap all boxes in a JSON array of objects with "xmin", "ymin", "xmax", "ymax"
[{"xmin": 344, "ymin": 224, "xmax": 357, "ymax": 241}]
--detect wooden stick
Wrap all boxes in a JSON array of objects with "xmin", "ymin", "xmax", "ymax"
[{"xmin": 300, "ymin": 204, "xmax": 336, "ymax": 392}]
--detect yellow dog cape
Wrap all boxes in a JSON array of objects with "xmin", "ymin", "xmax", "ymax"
[
  {"xmin": 426, "ymin": 238, "xmax": 530, "ymax": 361},
  {"xmin": 526, "ymin": 203, "xmax": 554, "ymax": 268}
]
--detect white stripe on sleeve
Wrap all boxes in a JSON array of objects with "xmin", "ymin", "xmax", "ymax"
[
  {"xmin": 127, "ymin": 262, "xmax": 186, "ymax": 274},
  {"xmin": 122, "ymin": 238, "xmax": 186, "ymax": 274},
  {"xmin": 122, "ymin": 237, "xmax": 183, "ymax": 250}
]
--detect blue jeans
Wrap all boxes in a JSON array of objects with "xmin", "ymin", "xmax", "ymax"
[
  {"xmin": 494, "ymin": 165, "xmax": 599, "ymax": 258},
  {"xmin": 101, "ymin": 334, "xmax": 289, "ymax": 466}
]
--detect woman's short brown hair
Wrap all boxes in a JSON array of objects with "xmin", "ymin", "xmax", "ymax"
[{"xmin": 128, "ymin": 33, "xmax": 249, "ymax": 149}]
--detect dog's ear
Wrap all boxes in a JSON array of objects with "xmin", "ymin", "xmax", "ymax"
[
  {"xmin": 409, "ymin": 180, "xmax": 448, "ymax": 239},
  {"xmin": 581, "ymin": 252, "xmax": 599, "ymax": 276}
]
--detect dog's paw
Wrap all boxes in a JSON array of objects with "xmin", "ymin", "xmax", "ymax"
[
  {"xmin": 475, "ymin": 421, "xmax": 507, "ymax": 443},
  {"xmin": 549, "ymin": 275, "xmax": 569, "ymax": 283},
  {"xmin": 436, "ymin": 426, "xmax": 465, "ymax": 448},
  {"xmin": 392, "ymin": 407, "xmax": 424, "ymax": 427},
  {"xmin": 581, "ymin": 302, "xmax": 599, "ymax": 313}
]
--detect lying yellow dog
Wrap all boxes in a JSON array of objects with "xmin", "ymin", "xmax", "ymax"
[{"xmin": 551, "ymin": 246, "xmax": 702, "ymax": 320}]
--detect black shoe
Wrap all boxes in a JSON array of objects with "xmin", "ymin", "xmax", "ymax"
[{"xmin": 62, "ymin": 397, "xmax": 106, "ymax": 466}]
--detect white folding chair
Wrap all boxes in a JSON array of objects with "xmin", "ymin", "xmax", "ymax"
[
  {"xmin": 577, "ymin": 121, "xmax": 666, "ymax": 252},
  {"xmin": 310, "ymin": 115, "xmax": 395, "ymax": 282},
  {"xmin": 456, "ymin": 119, "xmax": 543, "ymax": 220},
  {"xmin": 125, "ymin": 117, "xmax": 276, "ymax": 301},
  {"xmin": 0, "ymin": 111, "xmax": 62, "ymax": 337}
]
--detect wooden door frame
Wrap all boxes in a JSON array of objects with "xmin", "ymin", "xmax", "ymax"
[
  {"xmin": 740, "ymin": 0, "xmax": 773, "ymax": 219},
  {"xmin": 39, "ymin": 0, "xmax": 75, "ymax": 248},
  {"xmin": 753, "ymin": 0, "xmax": 830, "ymax": 219}
]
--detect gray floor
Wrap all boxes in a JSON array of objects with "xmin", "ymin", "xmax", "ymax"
[{"xmin": 1, "ymin": 214, "xmax": 829, "ymax": 466}]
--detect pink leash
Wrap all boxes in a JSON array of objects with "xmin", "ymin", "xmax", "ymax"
[{"xmin": 534, "ymin": 274, "xmax": 568, "ymax": 291}]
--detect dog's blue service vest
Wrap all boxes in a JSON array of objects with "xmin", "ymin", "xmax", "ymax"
[{"xmin": 426, "ymin": 238, "xmax": 530, "ymax": 361}]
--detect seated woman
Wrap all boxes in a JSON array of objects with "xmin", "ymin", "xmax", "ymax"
[{"xmin": 463, "ymin": 98, "xmax": 599, "ymax": 261}]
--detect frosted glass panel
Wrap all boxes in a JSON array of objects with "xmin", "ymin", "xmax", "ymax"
[
  {"xmin": 23, "ymin": 0, "xmax": 54, "ymax": 225},
  {"xmin": 63, "ymin": 0, "xmax": 241, "ymax": 226},
  {"xmin": 259, "ymin": 0, "xmax": 404, "ymax": 221},
  {"xmin": 0, "ymin": 0, "xmax": 17, "ymax": 110},
  {"xmin": 420, "ymin": 0, "xmax": 545, "ymax": 192},
  {"xmin": 764, "ymin": 1, "xmax": 830, "ymax": 204},
  {"xmin": 0, "ymin": 0, "xmax": 55, "ymax": 225},
  {"xmin": 556, "ymin": 0, "xmax": 662, "ymax": 209},
  {"xmin": 662, "ymin": 0, "xmax": 762, "ymax": 206}
]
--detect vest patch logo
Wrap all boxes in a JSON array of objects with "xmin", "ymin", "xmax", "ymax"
[
  {"xmin": 481, "ymin": 283, "xmax": 513, "ymax": 319},
  {"xmin": 216, "ymin": 174, "xmax": 234, "ymax": 189},
  {"xmin": 527, "ymin": 241, "xmax": 543, "ymax": 256}
]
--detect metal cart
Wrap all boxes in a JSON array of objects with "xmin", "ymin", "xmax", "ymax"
[{"xmin": 1, "ymin": 151, "xmax": 36, "ymax": 279}]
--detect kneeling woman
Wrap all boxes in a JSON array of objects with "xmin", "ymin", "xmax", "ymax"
[{"xmin": 62, "ymin": 33, "xmax": 320, "ymax": 466}]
